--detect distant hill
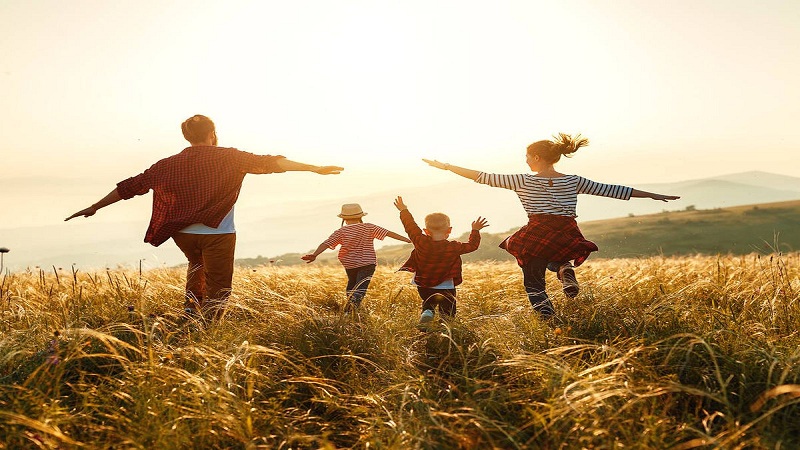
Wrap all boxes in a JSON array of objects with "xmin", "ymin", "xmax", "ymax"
[
  {"xmin": 3, "ymin": 171, "xmax": 799, "ymax": 271},
  {"xmin": 581, "ymin": 200, "xmax": 800, "ymax": 258},
  {"xmin": 241, "ymin": 199, "xmax": 800, "ymax": 267}
]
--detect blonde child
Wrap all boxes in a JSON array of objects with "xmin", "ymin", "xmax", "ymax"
[
  {"xmin": 393, "ymin": 196, "xmax": 488, "ymax": 329},
  {"xmin": 423, "ymin": 133, "xmax": 679, "ymax": 319},
  {"xmin": 303, "ymin": 203, "xmax": 411, "ymax": 310}
]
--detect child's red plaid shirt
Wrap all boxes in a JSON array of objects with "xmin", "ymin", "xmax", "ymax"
[
  {"xmin": 398, "ymin": 209, "xmax": 480, "ymax": 287},
  {"xmin": 116, "ymin": 146, "xmax": 285, "ymax": 246}
]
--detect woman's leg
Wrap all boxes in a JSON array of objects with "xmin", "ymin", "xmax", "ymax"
[
  {"xmin": 521, "ymin": 258, "xmax": 555, "ymax": 318},
  {"xmin": 548, "ymin": 261, "xmax": 579, "ymax": 298}
]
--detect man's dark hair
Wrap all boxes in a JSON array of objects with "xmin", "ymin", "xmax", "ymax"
[{"xmin": 181, "ymin": 115, "xmax": 215, "ymax": 144}]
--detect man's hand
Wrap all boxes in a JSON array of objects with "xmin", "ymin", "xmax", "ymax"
[
  {"xmin": 393, "ymin": 196, "xmax": 408, "ymax": 211},
  {"xmin": 301, "ymin": 254, "xmax": 317, "ymax": 263},
  {"xmin": 422, "ymin": 159, "xmax": 448, "ymax": 170},
  {"xmin": 65, "ymin": 206, "xmax": 97, "ymax": 221},
  {"xmin": 312, "ymin": 166, "xmax": 344, "ymax": 175},
  {"xmin": 471, "ymin": 216, "xmax": 489, "ymax": 231}
]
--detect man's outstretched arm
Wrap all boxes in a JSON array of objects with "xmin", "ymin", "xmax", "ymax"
[
  {"xmin": 276, "ymin": 158, "xmax": 344, "ymax": 175},
  {"xmin": 65, "ymin": 188, "xmax": 123, "ymax": 221}
]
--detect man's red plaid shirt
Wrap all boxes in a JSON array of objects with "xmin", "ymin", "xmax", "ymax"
[
  {"xmin": 116, "ymin": 146, "xmax": 285, "ymax": 246},
  {"xmin": 398, "ymin": 209, "xmax": 481, "ymax": 287}
]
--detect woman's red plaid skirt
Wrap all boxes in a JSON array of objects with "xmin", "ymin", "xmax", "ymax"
[{"xmin": 499, "ymin": 214, "xmax": 598, "ymax": 267}]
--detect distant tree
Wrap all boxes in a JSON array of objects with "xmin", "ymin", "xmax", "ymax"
[{"xmin": 685, "ymin": 205, "xmax": 696, "ymax": 211}]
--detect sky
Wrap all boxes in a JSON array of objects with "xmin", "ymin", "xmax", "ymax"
[{"xmin": 1, "ymin": 0, "xmax": 799, "ymax": 266}]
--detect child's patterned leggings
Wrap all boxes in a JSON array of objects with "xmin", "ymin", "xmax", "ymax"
[{"xmin": 345, "ymin": 264, "xmax": 376, "ymax": 306}]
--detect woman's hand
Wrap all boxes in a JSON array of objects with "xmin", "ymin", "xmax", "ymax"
[
  {"xmin": 631, "ymin": 189, "xmax": 680, "ymax": 202},
  {"xmin": 650, "ymin": 193, "xmax": 680, "ymax": 202},
  {"xmin": 422, "ymin": 159, "xmax": 448, "ymax": 170},
  {"xmin": 301, "ymin": 254, "xmax": 317, "ymax": 263},
  {"xmin": 423, "ymin": 159, "xmax": 480, "ymax": 180}
]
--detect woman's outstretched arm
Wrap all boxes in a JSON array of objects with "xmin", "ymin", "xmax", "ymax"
[
  {"xmin": 422, "ymin": 159, "xmax": 480, "ymax": 181},
  {"xmin": 630, "ymin": 189, "xmax": 680, "ymax": 202}
]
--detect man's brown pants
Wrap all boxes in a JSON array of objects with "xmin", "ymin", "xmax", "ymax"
[{"xmin": 172, "ymin": 232, "xmax": 236, "ymax": 319}]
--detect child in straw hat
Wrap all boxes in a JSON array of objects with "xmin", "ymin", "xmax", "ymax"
[{"xmin": 303, "ymin": 203, "xmax": 411, "ymax": 310}]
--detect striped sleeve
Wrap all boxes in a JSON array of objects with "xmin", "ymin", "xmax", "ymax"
[
  {"xmin": 475, "ymin": 172, "xmax": 526, "ymax": 191},
  {"xmin": 322, "ymin": 229, "xmax": 342, "ymax": 249},
  {"xmin": 576, "ymin": 176, "xmax": 633, "ymax": 200},
  {"xmin": 371, "ymin": 224, "xmax": 389, "ymax": 240}
]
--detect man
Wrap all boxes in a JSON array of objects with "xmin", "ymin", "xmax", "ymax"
[{"xmin": 66, "ymin": 114, "xmax": 343, "ymax": 319}]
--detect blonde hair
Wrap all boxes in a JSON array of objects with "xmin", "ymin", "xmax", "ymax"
[
  {"xmin": 424, "ymin": 213, "xmax": 450, "ymax": 231},
  {"xmin": 527, "ymin": 133, "xmax": 589, "ymax": 164}
]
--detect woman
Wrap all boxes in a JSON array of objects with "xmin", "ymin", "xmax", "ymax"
[{"xmin": 423, "ymin": 133, "xmax": 679, "ymax": 318}]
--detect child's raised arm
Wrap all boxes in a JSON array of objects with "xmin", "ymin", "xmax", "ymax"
[
  {"xmin": 472, "ymin": 216, "xmax": 489, "ymax": 231},
  {"xmin": 630, "ymin": 189, "xmax": 680, "ymax": 202},
  {"xmin": 422, "ymin": 159, "xmax": 481, "ymax": 181},
  {"xmin": 393, "ymin": 196, "xmax": 408, "ymax": 211}
]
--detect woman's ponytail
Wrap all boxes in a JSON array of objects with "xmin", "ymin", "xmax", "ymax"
[
  {"xmin": 551, "ymin": 133, "xmax": 589, "ymax": 157},
  {"xmin": 527, "ymin": 133, "xmax": 589, "ymax": 163}
]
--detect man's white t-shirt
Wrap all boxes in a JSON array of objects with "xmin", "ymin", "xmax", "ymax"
[{"xmin": 179, "ymin": 207, "xmax": 235, "ymax": 234}]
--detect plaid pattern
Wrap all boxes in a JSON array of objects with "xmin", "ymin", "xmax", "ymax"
[
  {"xmin": 500, "ymin": 214, "xmax": 598, "ymax": 267},
  {"xmin": 116, "ymin": 146, "xmax": 285, "ymax": 246},
  {"xmin": 398, "ymin": 209, "xmax": 480, "ymax": 287}
]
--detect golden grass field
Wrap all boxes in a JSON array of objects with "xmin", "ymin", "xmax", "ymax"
[{"xmin": 1, "ymin": 253, "xmax": 799, "ymax": 449}]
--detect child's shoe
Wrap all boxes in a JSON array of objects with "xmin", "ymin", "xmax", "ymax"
[
  {"xmin": 557, "ymin": 263, "xmax": 579, "ymax": 298},
  {"xmin": 417, "ymin": 309, "xmax": 435, "ymax": 330}
]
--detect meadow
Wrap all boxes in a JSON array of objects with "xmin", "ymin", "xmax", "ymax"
[{"xmin": 0, "ymin": 253, "xmax": 798, "ymax": 449}]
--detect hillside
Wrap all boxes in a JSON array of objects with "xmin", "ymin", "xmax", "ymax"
[
  {"xmin": 4, "ymin": 171, "xmax": 798, "ymax": 271},
  {"xmin": 241, "ymin": 199, "xmax": 800, "ymax": 266}
]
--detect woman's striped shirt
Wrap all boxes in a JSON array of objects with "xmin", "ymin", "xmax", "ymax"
[
  {"xmin": 322, "ymin": 222, "xmax": 390, "ymax": 269},
  {"xmin": 475, "ymin": 173, "xmax": 633, "ymax": 217}
]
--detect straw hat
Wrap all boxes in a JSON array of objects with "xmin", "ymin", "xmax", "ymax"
[{"xmin": 337, "ymin": 203, "xmax": 367, "ymax": 219}]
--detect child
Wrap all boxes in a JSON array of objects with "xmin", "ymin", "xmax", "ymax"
[
  {"xmin": 423, "ymin": 133, "xmax": 679, "ymax": 319},
  {"xmin": 302, "ymin": 203, "xmax": 411, "ymax": 310},
  {"xmin": 393, "ymin": 196, "xmax": 489, "ymax": 329}
]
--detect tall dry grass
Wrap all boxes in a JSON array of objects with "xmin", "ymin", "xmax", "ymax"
[{"xmin": 0, "ymin": 254, "xmax": 798, "ymax": 449}]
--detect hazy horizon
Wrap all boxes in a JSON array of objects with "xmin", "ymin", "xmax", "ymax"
[{"xmin": 3, "ymin": 169, "xmax": 800, "ymax": 272}]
